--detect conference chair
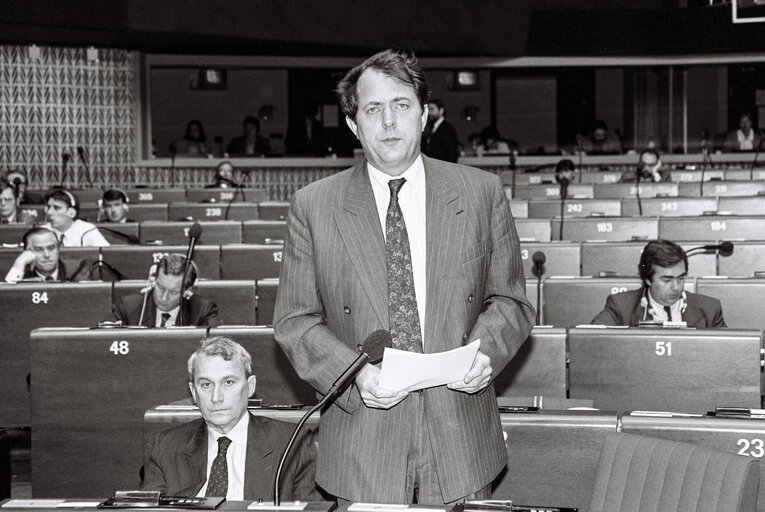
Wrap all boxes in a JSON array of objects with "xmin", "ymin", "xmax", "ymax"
[{"xmin": 589, "ymin": 432, "xmax": 759, "ymax": 512}]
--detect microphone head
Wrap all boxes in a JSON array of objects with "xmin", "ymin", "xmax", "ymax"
[
  {"xmin": 532, "ymin": 251, "xmax": 546, "ymax": 266},
  {"xmin": 360, "ymin": 329, "xmax": 393, "ymax": 365},
  {"xmin": 188, "ymin": 222, "xmax": 203, "ymax": 239},
  {"xmin": 77, "ymin": 146, "xmax": 85, "ymax": 157},
  {"xmin": 719, "ymin": 241, "xmax": 734, "ymax": 257}
]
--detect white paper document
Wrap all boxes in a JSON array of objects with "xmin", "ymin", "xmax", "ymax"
[{"xmin": 378, "ymin": 339, "xmax": 481, "ymax": 392}]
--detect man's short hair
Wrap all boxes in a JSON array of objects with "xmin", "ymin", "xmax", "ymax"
[
  {"xmin": 157, "ymin": 253, "xmax": 197, "ymax": 289},
  {"xmin": 336, "ymin": 49, "xmax": 429, "ymax": 119},
  {"xmin": 187, "ymin": 336, "xmax": 253, "ymax": 382},
  {"xmin": 638, "ymin": 240, "xmax": 688, "ymax": 283},
  {"xmin": 243, "ymin": 115, "xmax": 260, "ymax": 131},
  {"xmin": 0, "ymin": 181, "xmax": 18, "ymax": 200},
  {"xmin": 22, "ymin": 227, "xmax": 59, "ymax": 249},
  {"xmin": 556, "ymin": 159, "xmax": 575, "ymax": 173},
  {"xmin": 593, "ymin": 119, "xmax": 608, "ymax": 132},
  {"xmin": 428, "ymin": 98, "xmax": 445, "ymax": 113},
  {"xmin": 102, "ymin": 189, "xmax": 128, "ymax": 203},
  {"xmin": 44, "ymin": 187, "xmax": 79, "ymax": 216}
]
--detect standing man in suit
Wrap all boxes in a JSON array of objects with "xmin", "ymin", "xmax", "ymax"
[
  {"xmin": 141, "ymin": 336, "xmax": 319, "ymax": 500},
  {"xmin": 114, "ymin": 254, "xmax": 220, "ymax": 327},
  {"xmin": 422, "ymin": 99, "xmax": 460, "ymax": 163},
  {"xmin": 592, "ymin": 239, "xmax": 726, "ymax": 327},
  {"xmin": 4, "ymin": 227, "xmax": 89, "ymax": 282},
  {"xmin": 274, "ymin": 49, "xmax": 534, "ymax": 505}
]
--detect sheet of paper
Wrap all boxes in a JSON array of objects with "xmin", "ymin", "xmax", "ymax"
[
  {"xmin": 378, "ymin": 339, "xmax": 480, "ymax": 392},
  {"xmin": 2, "ymin": 500, "xmax": 65, "ymax": 508}
]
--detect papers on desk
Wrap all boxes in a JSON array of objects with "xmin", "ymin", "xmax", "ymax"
[
  {"xmin": 348, "ymin": 504, "xmax": 446, "ymax": 512},
  {"xmin": 2, "ymin": 500, "xmax": 100, "ymax": 508},
  {"xmin": 247, "ymin": 502, "xmax": 307, "ymax": 510},
  {"xmin": 378, "ymin": 339, "xmax": 480, "ymax": 392}
]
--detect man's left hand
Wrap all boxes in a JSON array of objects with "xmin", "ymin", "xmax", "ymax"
[{"xmin": 447, "ymin": 350, "xmax": 492, "ymax": 394}]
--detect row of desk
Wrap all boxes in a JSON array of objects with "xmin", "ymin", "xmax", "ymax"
[
  {"xmin": 503, "ymin": 180, "xmax": 765, "ymax": 200},
  {"xmin": 507, "ymin": 167, "xmax": 765, "ymax": 185}
]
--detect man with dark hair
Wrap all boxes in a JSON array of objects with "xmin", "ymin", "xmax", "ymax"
[
  {"xmin": 100, "ymin": 189, "xmax": 131, "ymax": 223},
  {"xmin": 141, "ymin": 336, "xmax": 319, "ymax": 500},
  {"xmin": 226, "ymin": 116, "xmax": 271, "ymax": 157},
  {"xmin": 580, "ymin": 119, "xmax": 621, "ymax": 155},
  {"xmin": 619, "ymin": 149, "xmax": 671, "ymax": 183},
  {"xmin": 724, "ymin": 111, "xmax": 762, "ymax": 152},
  {"xmin": 113, "ymin": 253, "xmax": 219, "ymax": 327},
  {"xmin": 43, "ymin": 187, "xmax": 109, "ymax": 247},
  {"xmin": 274, "ymin": 49, "xmax": 534, "ymax": 504},
  {"xmin": 592, "ymin": 239, "xmax": 725, "ymax": 327},
  {"xmin": 421, "ymin": 99, "xmax": 460, "ymax": 163},
  {"xmin": 0, "ymin": 181, "xmax": 35, "ymax": 224},
  {"xmin": 5, "ymin": 227, "xmax": 89, "ymax": 282}
]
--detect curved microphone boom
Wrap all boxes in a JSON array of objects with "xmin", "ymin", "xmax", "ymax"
[
  {"xmin": 557, "ymin": 175, "xmax": 569, "ymax": 240},
  {"xmin": 635, "ymin": 166, "xmax": 643, "ymax": 216},
  {"xmin": 178, "ymin": 222, "xmax": 203, "ymax": 327},
  {"xmin": 685, "ymin": 241, "xmax": 734, "ymax": 258},
  {"xmin": 531, "ymin": 251, "xmax": 545, "ymax": 325},
  {"xmin": 273, "ymin": 330, "xmax": 392, "ymax": 506}
]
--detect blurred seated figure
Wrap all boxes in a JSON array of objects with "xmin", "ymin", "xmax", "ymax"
[
  {"xmin": 0, "ymin": 170, "xmax": 29, "ymax": 205},
  {"xmin": 206, "ymin": 161, "xmax": 236, "ymax": 189},
  {"xmin": 619, "ymin": 149, "xmax": 671, "ymax": 183},
  {"xmin": 0, "ymin": 181, "xmax": 34, "ymax": 224},
  {"xmin": 476, "ymin": 126, "xmax": 516, "ymax": 155},
  {"xmin": 140, "ymin": 336, "xmax": 319, "ymax": 500},
  {"xmin": 724, "ymin": 111, "xmax": 762, "ymax": 152},
  {"xmin": 578, "ymin": 119, "xmax": 621, "ymax": 155},
  {"xmin": 591, "ymin": 239, "xmax": 726, "ymax": 328},
  {"xmin": 113, "ymin": 253, "xmax": 219, "ymax": 327},
  {"xmin": 226, "ymin": 115, "xmax": 270, "ymax": 157},
  {"xmin": 5, "ymin": 227, "xmax": 89, "ymax": 283},
  {"xmin": 100, "ymin": 189, "xmax": 131, "ymax": 223},
  {"xmin": 171, "ymin": 119, "xmax": 213, "ymax": 158},
  {"xmin": 42, "ymin": 187, "xmax": 109, "ymax": 247},
  {"xmin": 285, "ymin": 104, "xmax": 325, "ymax": 156}
]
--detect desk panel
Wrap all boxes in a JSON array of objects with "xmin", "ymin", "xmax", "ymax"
[
  {"xmin": 0, "ymin": 283, "xmax": 112, "ymax": 426},
  {"xmin": 30, "ymin": 327, "xmax": 315, "ymax": 497},
  {"xmin": 580, "ymin": 241, "xmax": 716, "ymax": 277},
  {"xmin": 621, "ymin": 197, "xmax": 718, "ymax": 217},
  {"xmin": 696, "ymin": 278, "xmax": 765, "ymax": 330},
  {"xmin": 167, "ymin": 203, "xmax": 259, "ymax": 222},
  {"xmin": 718, "ymin": 197, "xmax": 765, "ymax": 215},
  {"xmin": 494, "ymin": 328, "xmax": 566, "ymax": 398},
  {"xmin": 553, "ymin": 217, "xmax": 659, "ymax": 242},
  {"xmin": 139, "ymin": 221, "xmax": 242, "ymax": 245},
  {"xmin": 256, "ymin": 278, "xmax": 279, "ymax": 325},
  {"xmin": 527, "ymin": 199, "xmax": 621, "ymax": 219},
  {"xmin": 220, "ymin": 244, "xmax": 283, "ymax": 280},
  {"xmin": 257, "ymin": 201, "xmax": 291, "ymax": 221},
  {"xmin": 679, "ymin": 181, "xmax": 765, "ymax": 197},
  {"xmin": 543, "ymin": 277, "xmax": 648, "ymax": 328},
  {"xmin": 124, "ymin": 189, "xmax": 187, "ymax": 204},
  {"xmin": 670, "ymin": 169, "xmax": 726, "ymax": 182},
  {"xmin": 113, "ymin": 280, "xmax": 256, "ymax": 325},
  {"xmin": 509, "ymin": 199, "xmax": 528, "ymax": 219},
  {"xmin": 17, "ymin": 206, "xmax": 44, "ymax": 223},
  {"xmin": 0, "ymin": 225, "xmax": 31, "ymax": 246},
  {"xmin": 718, "ymin": 242, "xmax": 765, "ymax": 278},
  {"xmin": 0, "ymin": 248, "xmax": 98, "ymax": 282},
  {"xmin": 659, "ymin": 215, "xmax": 765, "ymax": 241},
  {"xmin": 620, "ymin": 414, "xmax": 765, "ymax": 512},
  {"xmin": 79, "ymin": 205, "xmax": 169, "ymax": 223},
  {"xmin": 593, "ymin": 182, "xmax": 678, "ymax": 199},
  {"xmin": 519, "ymin": 242, "xmax": 581, "ymax": 278},
  {"xmin": 494, "ymin": 410, "xmax": 618, "ymax": 512},
  {"xmin": 242, "ymin": 220, "xmax": 287, "ymax": 245},
  {"xmin": 513, "ymin": 172, "xmax": 557, "ymax": 185},
  {"xmin": 185, "ymin": 188, "xmax": 267, "ymax": 204},
  {"xmin": 568, "ymin": 328, "xmax": 761, "ymax": 411},
  {"xmin": 93, "ymin": 222, "xmax": 140, "ymax": 245},
  {"xmin": 100, "ymin": 245, "xmax": 221, "ymax": 280},
  {"xmin": 515, "ymin": 219, "xmax": 551, "ymax": 242},
  {"xmin": 579, "ymin": 171, "xmax": 622, "ymax": 184},
  {"xmin": 513, "ymin": 184, "xmax": 594, "ymax": 200}
]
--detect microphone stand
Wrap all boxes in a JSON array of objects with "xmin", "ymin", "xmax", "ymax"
[
  {"xmin": 224, "ymin": 171, "xmax": 248, "ymax": 221},
  {"xmin": 635, "ymin": 172, "xmax": 643, "ymax": 216},
  {"xmin": 90, "ymin": 254, "xmax": 124, "ymax": 281},
  {"xmin": 751, "ymin": 138, "xmax": 763, "ymax": 174},
  {"xmin": 700, "ymin": 146, "xmax": 710, "ymax": 197},
  {"xmin": 576, "ymin": 135, "xmax": 583, "ymax": 183}
]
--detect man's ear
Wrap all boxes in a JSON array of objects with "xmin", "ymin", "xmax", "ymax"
[
  {"xmin": 345, "ymin": 116, "xmax": 358, "ymax": 139},
  {"xmin": 420, "ymin": 106, "xmax": 428, "ymax": 132},
  {"xmin": 247, "ymin": 375, "xmax": 257, "ymax": 398},
  {"xmin": 189, "ymin": 382, "xmax": 197, "ymax": 403}
]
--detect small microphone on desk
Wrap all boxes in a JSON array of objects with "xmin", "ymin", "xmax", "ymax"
[
  {"xmin": 531, "ymin": 252, "xmax": 545, "ymax": 325},
  {"xmin": 273, "ymin": 330, "xmax": 392, "ymax": 506},
  {"xmin": 685, "ymin": 241, "xmax": 734, "ymax": 258},
  {"xmin": 178, "ymin": 223, "xmax": 202, "ymax": 327}
]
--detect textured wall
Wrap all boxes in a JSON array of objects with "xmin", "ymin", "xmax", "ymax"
[{"xmin": 0, "ymin": 45, "xmax": 137, "ymax": 189}]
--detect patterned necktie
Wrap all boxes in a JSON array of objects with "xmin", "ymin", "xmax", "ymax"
[
  {"xmin": 206, "ymin": 436, "xmax": 231, "ymax": 497},
  {"xmin": 664, "ymin": 305, "xmax": 672, "ymax": 322},
  {"xmin": 160, "ymin": 313, "xmax": 171, "ymax": 327},
  {"xmin": 386, "ymin": 178, "xmax": 422, "ymax": 353}
]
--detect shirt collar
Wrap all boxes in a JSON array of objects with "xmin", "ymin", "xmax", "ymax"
[
  {"xmin": 36, "ymin": 267, "xmax": 59, "ymax": 281},
  {"xmin": 207, "ymin": 411, "xmax": 249, "ymax": 445},
  {"xmin": 157, "ymin": 305, "xmax": 180, "ymax": 324},
  {"xmin": 647, "ymin": 290, "xmax": 678, "ymax": 313},
  {"xmin": 367, "ymin": 154, "xmax": 425, "ymax": 188}
]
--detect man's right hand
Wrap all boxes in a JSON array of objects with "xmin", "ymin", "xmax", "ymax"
[
  {"xmin": 12, "ymin": 250, "xmax": 36, "ymax": 272},
  {"xmin": 354, "ymin": 364, "xmax": 408, "ymax": 410}
]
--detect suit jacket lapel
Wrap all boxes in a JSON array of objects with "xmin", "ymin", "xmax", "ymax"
[
  {"xmin": 178, "ymin": 420, "xmax": 207, "ymax": 497},
  {"xmin": 244, "ymin": 414, "xmax": 276, "ymax": 500},
  {"xmin": 422, "ymin": 156, "xmax": 463, "ymax": 351},
  {"xmin": 334, "ymin": 161, "xmax": 388, "ymax": 328}
]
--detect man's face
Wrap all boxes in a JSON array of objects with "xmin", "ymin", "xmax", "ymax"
[
  {"xmin": 346, "ymin": 69, "xmax": 427, "ymax": 176},
  {"xmin": 592, "ymin": 128, "xmax": 607, "ymax": 142},
  {"xmin": 0, "ymin": 188, "xmax": 17, "ymax": 219},
  {"xmin": 244, "ymin": 122, "xmax": 258, "ymax": 138},
  {"xmin": 45, "ymin": 198, "xmax": 75, "ymax": 230},
  {"xmin": 427, "ymin": 102, "xmax": 442, "ymax": 122},
  {"xmin": 189, "ymin": 353, "xmax": 256, "ymax": 434},
  {"xmin": 27, "ymin": 232, "xmax": 59, "ymax": 275},
  {"xmin": 740, "ymin": 115, "xmax": 753, "ymax": 134},
  {"xmin": 640, "ymin": 153, "xmax": 660, "ymax": 174},
  {"xmin": 646, "ymin": 260, "xmax": 687, "ymax": 307},
  {"xmin": 153, "ymin": 270, "xmax": 184, "ymax": 312},
  {"xmin": 103, "ymin": 199, "xmax": 128, "ymax": 223}
]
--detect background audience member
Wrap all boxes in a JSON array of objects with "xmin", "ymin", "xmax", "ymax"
[
  {"xmin": 619, "ymin": 149, "xmax": 671, "ymax": 183},
  {"xmin": 0, "ymin": 181, "xmax": 34, "ymax": 224},
  {"xmin": 724, "ymin": 111, "xmax": 762, "ymax": 152},
  {"xmin": 140, "ymin": 336, "xmax": 319, "ymax": 500},
  {"xmin": 477, "ymin": 126, "xmax": 516, "ymax": 155},
  {"xmin": 421, "ymin": 98, "xmax": 459, "ymax": 163},
  {"xmin": 100, "ymin": 189, "xmax": 131, "ymax": 223},
  {"xmin": 5, "ymin": 227, "xmax": 89, "ymax": 283},
  {"xmin": 171, "ymin": 119, "xmax": 213, "ymax": 158},
  {"xmin": 578, "ymin": 119, "xmax": 621, "ymax": 155},
  {"xmin": 0, "ymin": 170, "xmax": 30, "ymax": 205},
  {"xmin": 43, "ymin": 187, "xmax": 110, "ymax": 247},
  {"xmin": 113, "ymin": 253, "xmax": 219, "ymax": 327},
  {"xmin": 285, "ymin": 104, "xmax": 325, "ymax": 156},
  {"xmin": 591, "ymin": 239, "xmax": 726, "ymax": 327},
  {"xmin": 207, "ymin": 161, "xmax": 236, "ymax": 188},
  {"xmin": 226, "ymin": 115, "xmax": 271, "ymax": 157}
]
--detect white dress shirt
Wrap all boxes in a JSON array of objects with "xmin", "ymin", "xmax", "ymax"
[
  {"xmin": 647, "ymin": 291, "xmax": 681, "ymax": 323},
  {"xmin": 44, "ymin": 219, "xmax": 110, "ymax": 247},
  {"xmin": 5, "ymin": 265, "xmax": 58, "ymax": 283},
  {"xmin": 367, "ymin": 155, "xmax": 427, "ymax": 345},
  {"xmin": 155, "ymin": 305, "xmax": 180, "ymax": 327},
  {"xmin": 197, "ymin": 413, "xmax": 249, "ymax": 500}
]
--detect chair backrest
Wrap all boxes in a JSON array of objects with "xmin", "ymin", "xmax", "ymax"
[{"xmin": 590, "ymin": 432, "xmax": 759, "ymax": 512}]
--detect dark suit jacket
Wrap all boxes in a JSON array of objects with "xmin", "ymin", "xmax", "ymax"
[
  {"xmin": 226, "ymin": 136, "xmax": 271, "ymax": 157},
  {"xmin": 114, "ymin": 293, "xmax": 220, "ymax": 327},
  {"xmin": 23, "ymin": 258, "xmax": 90, "ymax": 282},
  {"xmin": 273, "ymin": 155, "xmax": 535, "ymax": 502},
  {"xmin": 141, "ymin": 413, "xmax": 320, "ymax": 501},
  {"xmin": 591, "ymin": 288, "xmax": 726, "ymax": 328},
  {"xmin": 422, "ymin": 119, "xmax": 460, "ymax": 163}
]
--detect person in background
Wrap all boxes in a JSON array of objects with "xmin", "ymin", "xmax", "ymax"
[
  {"xmin": 421, "ymin": 99, "xmax": 459, "ymax": 163},
  {"xmin": 100, "ymin": 189, "xmax": 131, "ymax": 223},
  {"xmin": 5, "ymin": 227, "xmax": 89, "ymax": 283},
  {"xmin": 226, "ymin": 115, "xmax": 271, "ymax": 157},
  {"xmin": 113, "ymin": 253, "xmax": 219, "ymax": 327},
  {"xmin": 0, "ymin": 170, "xmax": 30, "ymax": 205},
  {"xmin": 43, "ymin": 187, "xmax": 109, "ymax": 247},
  {"xmin": 476, "ymin": 126, "xmax": 514, "ymax": 155},
  {"xmin": 724, "ymin": 111, "xmax": 762, "ymax": 152},
  {"xmin": 141, "ymin": 336, "xmax": 320, "ymax": 500},
  {"xmin": 285, "ymin": 104, "xmax": 325, "ymax": 156},
  {"xmin": 619, "ymin": 149, "xmax": 671, "ymax": 183},
  {"xmin": 578, "ymin": 119, "xmax": 621, "ymax": 155},
  {"xmin": 207, "ymin": 161, "xmax": 236, "ymax": 189},
  {"xmin": 0, "ymin": 181, "xmax": 35, "ymax": 224},
  {"xmin": 591, "ymin": 239, "xmax": 725, "ymax": 327},
  {"xmin": 171, "ymin": 119, "xmax": 213, "ymax": 158}
]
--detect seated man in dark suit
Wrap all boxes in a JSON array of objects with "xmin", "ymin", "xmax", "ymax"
[
  {"xmin": 141, "ymin": 336, "xmax": 319, "ymax": 500},
  {"xmin": 592, "ymin": 239, "xmax": 726, "ymax": 327},
  {"xmin": 114, "ymin": 253, "xmax": 220, "ymax": 327},
  {"xmin": 618, "ymin": 149, "xmax": 671, "ymax": 183},
  {"xmin": 4, "ymin": 227, "xmax": 89, "ymax": 283}
]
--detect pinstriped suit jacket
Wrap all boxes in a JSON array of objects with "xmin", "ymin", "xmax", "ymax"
[{"xmin": 274, "ymin": 155, "xmax": 535, "ymax": 503}]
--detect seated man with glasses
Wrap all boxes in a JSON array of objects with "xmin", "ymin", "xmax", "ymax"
[
  {"xmin": 4, "ymin": 227, "xmax": 90, "ymax": 283},
  {"xmin": 591, "ymin": 239, "xmax": 726, "ymax": 327}
]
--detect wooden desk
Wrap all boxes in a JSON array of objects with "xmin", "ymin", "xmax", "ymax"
[
  {"xmin": 242, "ymin": 220, "xmax": 287, "ymax": 245},
  {"xmin": 185, "ymin": 188, "xmax": 267, "ymax": 204},
  {"xmin": 659, "ymin": 215, "xmax": 765, "ymax": 241},
  {"xmin": 620, "ymin": 197, "xmax": 718, "ymax": 217},
  {"xmin": 100, "ymin": 245, "xmax": 221, "ymax": 280},
  {"xmin": 553, "ymin": 216, "xmax": 659, "ymax": 242},
  {"xmin": 580, "ymin": 241, "xmax": 716, "ymax": 277},
  {"xmin": 519, "ymin": 242, "xmax": 581, "ymax": 278},
  {"xmin": 696, "ymin": 277, "xmax": 765, "ymax": 330},
  {"xmin": 527, "ymin": 199, "xmax": 621, "ymax": 219},
  {"xmin": 167, "ymin": 203, "xmax": 259, "ymax": 223},
  {"xmin": 219, "ymin": 244, "xmax": 284, "ymax": 281},
  {"xmin": 139, "ymin": 221, "xmax": 242, "ymax": 245},
  {"xmin": 494, "ymin": 328, "xmax": 567, "ymax": 398}
]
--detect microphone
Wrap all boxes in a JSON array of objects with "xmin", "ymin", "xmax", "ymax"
[
  {"xmin": 700, "ymin": 139, "xmax": 710, "ymax": 197},
  {"xmin": 751, "ymin": 137, "xmax": 764, "ymax": 173},
  {"xmin": 556, "ymin": 174, "xmax": 569, "ymax": 240},
  {"xmin": 531, "ymin": 252, "xmax": 545, "ymax": 325},
  {"xmin": 685, "ymin": 241, "xmax": 734, "ymax": 258},
  {"xmin": 178, "ymin": 223, "xmax": 202, "ymax": 327},
  {"xmin": 61, "ymin": 152, "xmax": 71, "ymax": 185},
  {"xmin": 273, "ymin": 330, "xmax": 392, "ymax": 506},
  {"xmin": 90, "ymin": 252, "xmax": 124, "ymax": 281},
  {"xmin": 635, "ymin": 165, "xmax": 643, "ymax": 216},
  {"xmin": 77, "ymin": 146, "xmax": 93, "ymax": 186}
]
